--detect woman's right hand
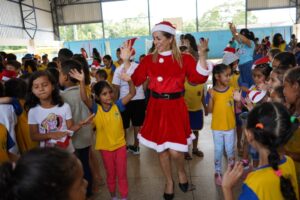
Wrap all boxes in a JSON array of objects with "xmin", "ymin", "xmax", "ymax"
[
  {"xmin": 120, "ymin": 40, "xmax": 134, "ymax": 62},
  {"xmin": 69, "ymin": 69, "xmax": 85, "ymax": 83},
  {"xmin": 50, "ymin": 132, "xmax": 67, "ymax": 140}
]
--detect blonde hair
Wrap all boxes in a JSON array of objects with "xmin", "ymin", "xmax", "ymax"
[{"xmin": 152, "ymin": 32, "xmax": 183, "ymax": 68}]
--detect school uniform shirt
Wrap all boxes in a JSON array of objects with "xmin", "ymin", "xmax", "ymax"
[
  {"xmin": 112, "ymin": 62, "xmax": 145, "ymax": 101},
  {"xmin": 0, "ymin": 104, "xmax": 18, "ymax": 154},
  {"xmin": 230, "ymin": 72, "xmax": 240, "ymax": 91},
  {"xmin": 184, "ymin": 81, "xmax": 204, "ymax": 111},
  {"xmin": 239, "ymin": 156, "xmax": 299, "ymax": 200},
  {"xmin": 211, "ymin": 87, "xmax": 235, "ymax": 131},
  {"xmin": 103, "ymin": 65, "xmax": 116, "ymax": 83},
  {"xmin": 285, "ymin": 126, "xmax": 300, "ymax": 179},
  {"xmin": 92, "ymin": 100, "xmax": 126, "ymax": 151},
  {"xmin": 61, "ymin": 86, "xmax": 93, "ymax": 149},
  {"xmin": 15, "ymin": 99, "xmax": 38, "ymax": 154},
  {"xmin": 0, "ymin": 124, "xmax": 15, "ymax": 163},
  {"xmin": 28, "ymin": 103, "xmax": 75, "ymax": 153},
  {"xmin": 131, "ymin": 51, "xmax": 210, "ymax": 152}
]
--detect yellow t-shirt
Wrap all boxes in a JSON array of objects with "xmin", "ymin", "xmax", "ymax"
[
  {"xmin": 16, "ymin": 100, "xmax": 38, "ymax": 154},
  {"xmin": 37, "ymin": 64, "xmax": 47, "ymax": 71},
  {"xmin": 229, "ymin": 73, "xmax": 240, "ymax": 91},
  {"xmin": 271, "ymin": 43, "xmax": 286, "ymax": 52},
  {"xmin": 241, "ymin": 156, "xmax": 299, "ymax": 200},
  {"xmin": 211, "ymin": 87, "xmax": 235, "ymax": 130},
  {"xmin": 184, "ymin": 81, "xmax": 204, "ymax": 111},
  {"xmin": 93, "ymin": 102, "xmax": 126, "ymax": 151},
  {"xmin": 0, "ymin": 124, "xmax": 11, "ymax": 163},
  {"xmin": 285, "ymin": 126, "xmax": 300, "ymax": 177},
  {"xmin": 113, "ymin": 61, "xmax": 121, "ymax": 68},
  {"xmin": 104, "ymin": 67, "xmax": 114, "ymax": 83}
]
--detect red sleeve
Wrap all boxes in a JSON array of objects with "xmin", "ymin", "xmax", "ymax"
[
  {"xmin": 184, "ymin": 54, "xmax": 209, "ymax": 84},
  {"xmin": 131, "ymin": 55, "xmax": 150, "ymax": 86}
]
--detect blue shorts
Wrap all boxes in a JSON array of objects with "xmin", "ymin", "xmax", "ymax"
[
  {"xmin": 235, "ymin": 113, "xmax": 243, "ymax": 127},
  {"xmin": 238, "ymin": 61, "xmax": 254, "ymax": 97},
  {"xmin": 189, "ymin": 110, "xmax": 204, "ymax": 130}
]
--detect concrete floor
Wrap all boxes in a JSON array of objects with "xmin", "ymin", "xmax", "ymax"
[{"xmin": 94, "ymin": 115, "xmax": 243, "ymax": 200}]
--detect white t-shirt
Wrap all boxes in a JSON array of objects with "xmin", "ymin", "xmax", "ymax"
[
  {"xmin": 0, "ymin": 105, "xmax": 18, "ymax": 154},
  {"xmin": 112, "ymin": 62, "xmax": 145, "ymax": 100},
  {"xmin": 28, "ymin": 103, "xmax": 74, "ymax": 153}
]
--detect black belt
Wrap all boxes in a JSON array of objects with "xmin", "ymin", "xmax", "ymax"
[{"xmin": 150, "ymin": 90, "xmax": 184, "ymax": 100}]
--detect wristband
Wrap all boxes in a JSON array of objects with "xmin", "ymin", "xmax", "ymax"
[{"xmin": 66, "ymin": 130, "xmax": 74, "ymax": 137}]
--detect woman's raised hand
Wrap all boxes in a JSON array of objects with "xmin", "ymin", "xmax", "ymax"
[
  {"xmin": 69, "ymin": 69, "xmax": 84, "ymax": 83},
  {"xmin": 198, "ymin": 38, "xmax": 209, "ymax": 56},
  {"xmin": 120, "ymin": 40, "xmax": 134, "ymax": 62}
]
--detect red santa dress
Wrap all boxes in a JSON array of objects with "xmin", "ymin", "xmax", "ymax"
[{"xmin": 131, "ymin": 50, "xmax": 211, "ymax": 152}]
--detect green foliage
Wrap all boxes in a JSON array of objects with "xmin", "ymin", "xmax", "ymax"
[
  {"xmin": 59, "ymin": 0, "xmax": 257, "ymax": 40},
  {"xmin": 198, "ymin": 0, "xmax": 257, "ymax": 31}
]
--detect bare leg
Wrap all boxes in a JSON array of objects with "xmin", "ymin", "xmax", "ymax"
[
  {"xmin": 89, "ymin": 147, "xmax": 103, "ymax": 192},
  {"xmin": 158, "ymin": 151, "xmax": 174, "ymax": 194},
  {"xmin": 168, "ymin": 149, "xmax": 187, "ymax": 183},
  {"xmin": 192, "ymin": 130, "xmax": 199, "ymax": 150},
  {"xmin": 133, "ymin": 126, "xmax": 140, "ymax": 147}
]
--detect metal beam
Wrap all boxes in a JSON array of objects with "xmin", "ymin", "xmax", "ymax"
[{"xmin": 19, "ymin": 0, "xmax": 38, "ymax": 39}]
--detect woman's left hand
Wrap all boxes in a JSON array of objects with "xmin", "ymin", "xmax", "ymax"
[{"xmin": 198, "ymin": 38, "xmax": 209, "ymax": 56}]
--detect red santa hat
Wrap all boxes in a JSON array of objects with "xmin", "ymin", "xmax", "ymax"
[
  {"xmin": 223, "ymin": 47, "xmax": 236, "ymax": 54},
  {"xmin": 252, "ymin": 57, "xmax": 270, "ymax": 69},
  {"xmin": 151, "ymin": 21, "xmax": 176, "ymax": 35},
  {"xmin": 248, "ymin": 90, "xmax": 267, "ymax": 104},
  {"xmin": 1, "ymin": 69, "xmax": 17, "ymax": 81},
  {"xmin": 91, "ymin": 60, "xmax": 101, "ymax": 70}
]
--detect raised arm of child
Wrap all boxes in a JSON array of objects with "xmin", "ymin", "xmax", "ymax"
[
  {"xmin": 69, "ymin": 69, "xmax": 93, "ymax": 110},
  {"xmin": 119, "ymin": 72, "xmax": 136, "ymax": 106}
]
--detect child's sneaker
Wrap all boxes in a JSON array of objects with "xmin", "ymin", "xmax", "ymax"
[
  {"xmin": 128, "ymin": 145, "xmax": 140, "ymax": 155},
  {"xmin": 214, "ymin": 173, "xmax": 222, "ymax": 186}
]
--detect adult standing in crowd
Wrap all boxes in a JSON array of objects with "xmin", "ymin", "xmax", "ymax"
[
  {"xmin": 229, "ymin": 22, "xmax": 255, "ymax": 90},
  {"xmin": 122, "ymin": 21, "xmax": 211, "ymax": 200}
]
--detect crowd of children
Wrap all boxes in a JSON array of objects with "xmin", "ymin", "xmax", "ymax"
[{"xmin": 0, "ymin": 20, "xmax": 299, "ymax": 200}]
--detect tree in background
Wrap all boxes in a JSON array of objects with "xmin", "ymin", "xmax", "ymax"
[{"xmin": 198, "ymin": 0, "xmax": 257, "ymax": 31}]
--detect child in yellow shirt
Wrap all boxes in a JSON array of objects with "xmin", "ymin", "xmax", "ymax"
[
  {"xmin": 70, "ymin": 68, "xmax": 136, "ymax": 200},
  {"xmin": 208, "ymin": 64, "xmax": 240, "ymax": 186}
]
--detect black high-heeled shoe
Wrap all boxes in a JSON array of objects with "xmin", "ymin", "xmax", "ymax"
[
  {"xmin": 163, "ymin": 193, "xmax": 174, "ymax": 200},
  {"xmin": 163, "ymin": 181, "xmax": 174, "ymax": 200},
  {"xmin": 178, "ymin": 182, "xmax": 195, "ymax": 193}
]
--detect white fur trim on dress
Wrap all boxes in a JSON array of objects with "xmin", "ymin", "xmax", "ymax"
[
  {"xmin": 196, "ymin": 60, "xmax": 213, "ymax": 76},
  {"xmin": 151, "ymin": 24, "xmax": 176, "ymax": 35},
  {"xmin": 137, "ymin": 133, "xmax": 196, "ymax": 153}
]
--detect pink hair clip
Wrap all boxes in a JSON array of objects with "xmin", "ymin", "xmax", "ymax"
[{"xmin": 274, "ymin": 169, "xmax": 282, "ymax": 177}]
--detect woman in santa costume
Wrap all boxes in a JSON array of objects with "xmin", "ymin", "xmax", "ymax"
[{"xmin": 121, "ymin": 21, "xmax": 212, "ymax": 200}]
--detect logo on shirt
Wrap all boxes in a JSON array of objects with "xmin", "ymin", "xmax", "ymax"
[{"xmin": 41, "ymin": 113, "xmax": 63, "ymax": 133}]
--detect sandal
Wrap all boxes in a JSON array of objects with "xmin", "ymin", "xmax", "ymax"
[
  {"xmin": 184, "ymin": 152, "xmax": 192, "ymax": 160},
  {"xmin": 192, "ymin": 149, "xmax": 204, "ymax": 157}
]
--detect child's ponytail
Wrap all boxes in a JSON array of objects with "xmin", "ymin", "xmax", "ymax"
[
  {"xmin": 247, "ymin": 102, "xmax": 298, "ymax": 200},
  {"xmin": 0, "ymin": 162, "xmax": 15, "ymax": 200}
]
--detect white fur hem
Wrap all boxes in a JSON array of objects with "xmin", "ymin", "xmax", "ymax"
[
  {"xmin": 196, "ymin": 61, "xmax": 213, "ymax": 76},
  {"xmin": 137, "ymin": 133, "xmax": 195, "ymax": 153}
]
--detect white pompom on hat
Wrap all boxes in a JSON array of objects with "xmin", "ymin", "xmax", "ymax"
[
  {"xmin": 248, "ymin": 90, "xmax": 267, "ymax": 104},
  {"xmin": 222, "ymin": 52, "xmax": 239, "ymax": 65},
  {"xmin": 151, "ymin": 21, "xmax": 176, "ymax": 35}
]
